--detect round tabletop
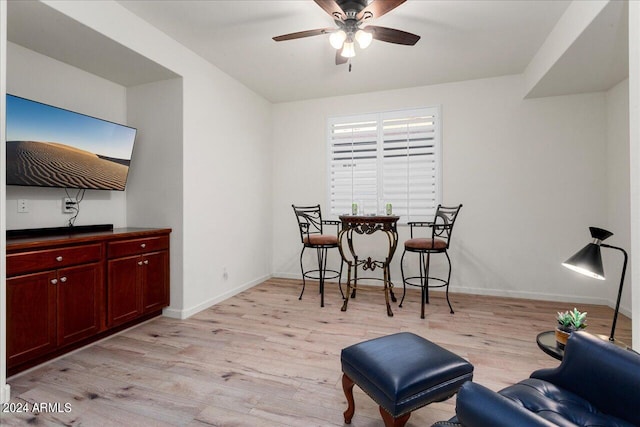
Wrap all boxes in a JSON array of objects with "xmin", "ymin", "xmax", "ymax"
[
  {"xmin": 339, "ymin": 214, "xmax": 400, "ymax": 223},
  {"xmin": 536, "ymin": 331, "xmax": 564, "ymax": 360},
  {"xmin": 536, "ymin": 330, "xmax": 632, "ymax": 361}
]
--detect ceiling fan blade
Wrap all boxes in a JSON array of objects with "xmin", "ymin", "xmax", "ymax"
[
  {"xmin": 356, "ymin": 0, "xmax": 406, "ymax": 21},
  {"xmin": 335, "ymin": 50, "xmax": 348, "ymax": 65},
  {"xmin": 314, "ymin": 0, "xmax": 346, "ymax": 20},
  {"xmin": 273, "ymin": 28, "xmax": 333, "ymax": 42},
  {"xmin": 367, "ymin": 25, "xmax": 420, "ymax": 45}
]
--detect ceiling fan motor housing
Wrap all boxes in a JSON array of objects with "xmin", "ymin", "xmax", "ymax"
[{"xmin": 336, "ymin": 0, "xmax": 370, "ymax": 16}]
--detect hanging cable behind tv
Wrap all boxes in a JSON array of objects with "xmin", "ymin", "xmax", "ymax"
[{"xmin": 64, "ymin": 188, "xmax": 86, "ymax": 227}]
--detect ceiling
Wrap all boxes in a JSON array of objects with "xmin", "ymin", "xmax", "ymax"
[
  {"xmin": 7, "ymin": 1, "xmax": 629, "ymax": 104},
  {"xmin": 6, "ymin": 0, "xmax": 179, "ymax": 87}
]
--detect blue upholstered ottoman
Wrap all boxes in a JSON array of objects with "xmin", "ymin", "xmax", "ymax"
[{"xmin": 341, "ymin": 332, "xmax": 473, "ymax": 427}]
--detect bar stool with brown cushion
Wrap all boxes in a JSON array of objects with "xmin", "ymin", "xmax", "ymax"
[
  {"xmin": 292, "ymin": 204, "xmax": 343, "ymax": 307},
  {"xmin": 400, "ymin": 204, "xmax": 462, "ymax": 318}
]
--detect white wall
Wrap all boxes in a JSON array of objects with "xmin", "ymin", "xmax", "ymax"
[
  {"xmin": 605, "ymin": 79, "xmax": 631, "ymax": 321},
  {"xmin": 126, "ymin": 78, "xmax": 184, "ymax": 312},
  {"xmin": 6, "ymin": 42, "xmax": 130, "ymax": 229},
  {"xmin": 1, "ymin": 3, "xmax": 274, "ymax": 399},
  {"xmin": 178, "ymin": 70, "xmax": 273, "ymax": 317},
  {"xmin": 272, "ymin": 74, "xmax": 626, "ymax": 312},
  {"xmin": 38, "ymin": 0, "xmax": 273, "ymax": 319}
]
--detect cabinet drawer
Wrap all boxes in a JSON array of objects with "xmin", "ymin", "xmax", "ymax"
[
  {"xmin": 108, "ymin": 236, "xmax": 169, "ymax": 259},
  {"xmin": 7, "ymin": 244, "xmax": 103, "ymax": 277}
]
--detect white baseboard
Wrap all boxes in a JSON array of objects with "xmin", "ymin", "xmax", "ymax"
[
  {"xmin": 273, "ymin": 272, "xmax": 300, "ymax": 280},
  {"xmin": 453, "ymin": 284, "xmax": 632, "ymax": 317},
  {"xmin": 452, "ymin": 284, "xmax": 607, "ymax": 305},
  {"xmin": 162, "ymin": 274, "xmax": 272, "ymax": 320},
  {"xmin": 271, "ymin": 273, "xmax": 632, "ymax": 317}
]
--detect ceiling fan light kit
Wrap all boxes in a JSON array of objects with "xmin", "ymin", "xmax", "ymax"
[
  {"xmin": 273, "ymin": 0, "xmax": 420, "ymax": 66},
  {"xmin": 341, "ymin": 40, "xmax": 356, "ymax": 58},
  {"xmin": 330, "ymin": 30, "xmax": 347, "ymax": 49},
  {"xmin": 355, "ymin": 29, "xmax": 373, "ymax": 49}
]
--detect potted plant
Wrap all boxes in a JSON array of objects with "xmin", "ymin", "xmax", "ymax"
[{"xmin": 556, "ymin": 308, "xmax": 587, "ymax": 348}]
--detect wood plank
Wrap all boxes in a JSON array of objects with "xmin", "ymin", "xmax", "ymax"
[{"xmin": 4, "ymin": 278, "xmax": 632, "ymax": 426}]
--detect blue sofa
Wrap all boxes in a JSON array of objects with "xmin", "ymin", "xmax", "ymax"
[{"xmin": 435, "ymin": 331, "xmax": 640, "ymax": 427}]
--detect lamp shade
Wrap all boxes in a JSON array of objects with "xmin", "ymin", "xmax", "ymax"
[
  {"xmin": 562, "ymin": 243, "xmax": 605, "ymax": 280},
  {"xmin": 562, "ymin": 226, "xmax": 627, "ymax": 342},
  {"xmin": 330, "ymin": 30, "xmax": 347, "ymax": 49},
  {"xmin": 341, "ymin": 41, "xmax": 356, "ymax": 58},
  {"xmin": 355, "ymin": 29, "xmax": 373, "ymax": 49}
]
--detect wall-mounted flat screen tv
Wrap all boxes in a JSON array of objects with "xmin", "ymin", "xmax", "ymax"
[{"xmin": 5, "ymin": 94, "xmax": 137, "ymax": 191}]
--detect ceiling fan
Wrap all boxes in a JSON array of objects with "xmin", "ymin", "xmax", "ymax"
[{"xmin": 273, "ymin": 0, "xmax": 420, "ymax": 66}]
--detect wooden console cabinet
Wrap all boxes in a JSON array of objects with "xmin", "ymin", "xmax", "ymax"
[
  {"xmin": 107, "ymin": 234, "xmax": 169, "ymax": 326},
  {"xmin": 6, "ymin": 228, "xmax": 171, "ymax": 375}
]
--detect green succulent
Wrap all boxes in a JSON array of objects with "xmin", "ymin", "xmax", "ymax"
[{"xmin": 557, "ymin": 308, "xmax": 587, "ymax": 331}]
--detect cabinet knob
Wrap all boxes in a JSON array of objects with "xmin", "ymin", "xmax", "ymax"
[
  {"xmin": 138, "ymin": 261, "xmax": 143, "ymax": 266},
  {"xmin": 143, "ymin": 260, "xmax": 149, "ymax": 265},
  {"xmin": 60, "ymin": 277, "xmax": 67, "ymax": 283},
  {"xmin": 51, "ymin": 279, "xmax": 58, "ymax": 285},
  {"xmin": 140, "ymin": 243, "xmax": 146, "ymax": 248},
  {"xmin": 56, "ymin": 256, "xmax": 63, "ymax": 262}
]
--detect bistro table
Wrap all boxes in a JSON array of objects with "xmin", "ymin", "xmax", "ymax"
[{"xmin": 338, "ymin": 215, "xmax": 400, "ymax": 317}]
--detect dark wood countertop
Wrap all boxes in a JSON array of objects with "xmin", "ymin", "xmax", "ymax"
[{"xmin": 7, "ymin": 227, "xmax": 172, "ymax": 252}]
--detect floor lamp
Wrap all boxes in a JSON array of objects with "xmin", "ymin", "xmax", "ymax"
[{"xmin": 562, "ymin": 227, "xmax": 627, "ymax": 342}]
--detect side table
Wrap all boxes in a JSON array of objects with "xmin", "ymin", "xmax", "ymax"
[
  {"xmin": 537, "ymin": 330, "xmax": 633, "ymax": 361},
  {"xmin": 536, "ymin": 331, "xmax": 563, "ymax": 360}
]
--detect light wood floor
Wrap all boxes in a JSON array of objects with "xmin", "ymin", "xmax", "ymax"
[{"xmin": 2, "ymin": 278, "xmax": 632, "ymax": 426}]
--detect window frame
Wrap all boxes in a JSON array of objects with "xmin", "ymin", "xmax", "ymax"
[{"xmin": 326, "ymin": 106, "xmax": 442, "ymax": 223}]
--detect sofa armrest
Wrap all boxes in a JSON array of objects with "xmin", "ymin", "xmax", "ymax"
[
  {"xmin": 531, "ymin": 331, "xmax": 640, "ymax": 426},
  {"xmin": 455, "ymin": 382, "xmax": 556, "ymax": 427}
]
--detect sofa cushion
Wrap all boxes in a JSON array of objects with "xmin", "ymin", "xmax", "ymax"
[
  {"xmin": 499, "ymin": 378, "xmax": 634, "ymax": 427},
  {"xmin": 454, "ymin": 382, "xmax": 557, "ymax": 427},
  {"xmin": 531, "ymin": 332, "xmax": 640, "ymax": 426},
  {"xmin": 442, "ymin": 332, "xmax": 640, "ymax": 427}
]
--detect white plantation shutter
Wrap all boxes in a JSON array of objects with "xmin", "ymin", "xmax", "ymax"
[
  {"xmin": 328, "ymin": 107, "xmax": 441, "ymax": 222},
  {"xmin": 328, "ymin": 115, "xmax": 379, "ymax": 215}
]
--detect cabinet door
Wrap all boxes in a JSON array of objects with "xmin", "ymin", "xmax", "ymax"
[
  {"xmin": 57, "ymin": 262, "xmax": 103, "ymax": 346},
  {"xmin": 107, "ymin": 256, "xmax": 142, "ymax": 327},
  {"xmin": 7, "ymin": 271, "xmax": 57, "ymax": 367},
  {"xmin": 142, "ymin": 250, "xmax": 169, "ymax": 313}
]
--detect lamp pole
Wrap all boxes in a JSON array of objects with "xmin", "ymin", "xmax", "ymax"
[{"xmin": 601, "ymin": 244, "xmax": 628, "ymax": 342}]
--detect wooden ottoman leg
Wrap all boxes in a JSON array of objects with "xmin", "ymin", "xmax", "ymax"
[
  {"xmin": 380, "ymin": 407, "xmax": 411, "ymax": 427},
  {"xmin": 342, "ymin": 373, "xmax": 356, "ymax": 424}
]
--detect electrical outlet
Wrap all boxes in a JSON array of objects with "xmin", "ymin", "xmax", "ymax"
[
  {"xmin": 17, "ymin": 199, "xmax": 29, "ymax": 213},
  {"xmin": 62, "ymin": 197, "xmax": 77, "ymax": 214}
]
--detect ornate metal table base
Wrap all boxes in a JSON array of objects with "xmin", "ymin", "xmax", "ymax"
[{"xmin": 338, "ymin": 215, "xmax": 400, "ymax": 317}]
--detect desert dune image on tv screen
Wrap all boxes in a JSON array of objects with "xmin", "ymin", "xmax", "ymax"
[{"xmin": 5, "ymin": 95, "xmax": 136, "ymax": 191}]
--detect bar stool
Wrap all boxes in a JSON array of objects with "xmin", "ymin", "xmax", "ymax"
[
  {"xmin": 292, "ymin": 204, "xmax": 343, "ymax": 307},
  {"xmin": 400, "ymin": 204, "xmax": 462, "ymax": 318}
]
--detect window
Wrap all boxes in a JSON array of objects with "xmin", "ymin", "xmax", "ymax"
[{"xmin": 328, "ymin": 106, "xmax": 441, "ymax": 222}]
